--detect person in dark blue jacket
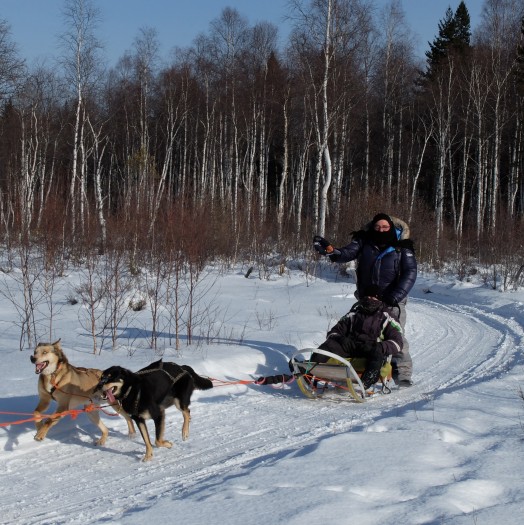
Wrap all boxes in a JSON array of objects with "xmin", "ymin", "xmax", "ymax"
[{"xmin": 313, "ymin": 213, "xmax": 417, "ymax": 387}]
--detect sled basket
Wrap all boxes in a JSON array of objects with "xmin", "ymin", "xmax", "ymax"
[{"xmin": 290, "ymin": 348, "xmax": 393, "ymax": 402}]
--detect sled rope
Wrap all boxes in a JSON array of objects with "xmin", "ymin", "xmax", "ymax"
[
  {"xmin": 209, "ymin": 378, "xmax": 257, "ymax": 387},
  {"xmin": 0, "ymin": 402, "xmax": 121, "ymax": 427},
  {"xmin": 0, "ymin": 404, "xmax": 94, "ymax": 427},
  {"xmin": 253, "ymin": 374, "xmax": 295, "ymax": 385},
  {"xmin": 209, "ymin": 374, "xmax": 295, "ymax": 387}
]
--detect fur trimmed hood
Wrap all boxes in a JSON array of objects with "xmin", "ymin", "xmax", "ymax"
[
  {"xmin": 331, "ymin": 214, "xmax": 418, "ymax": 304},
  {"xmin": 362, "ymin": 216, "xmax": 411, "ymax": 240}
]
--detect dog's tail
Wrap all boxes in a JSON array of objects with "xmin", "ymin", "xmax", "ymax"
[{"xmin": 182, "ymin": 365, "xmax": 214, "ymax": 390}]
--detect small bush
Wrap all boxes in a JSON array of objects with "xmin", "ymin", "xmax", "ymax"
[
  {"xmin": 129, "ymin": 298, "xmax": 147, "ymax": 311},
  {"xmin": 66, "ymin": 294, "xmax": 78, "ymax": 305}
]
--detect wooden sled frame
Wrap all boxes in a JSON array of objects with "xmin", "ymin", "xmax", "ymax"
[{"xmin": 290, "ymin": 348, "xmax": 368, "ymax": 402}]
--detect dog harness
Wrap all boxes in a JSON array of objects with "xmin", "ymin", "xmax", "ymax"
[{"xmin": 122, "ymin": 367, "xmax": 189, "ymax": 414}]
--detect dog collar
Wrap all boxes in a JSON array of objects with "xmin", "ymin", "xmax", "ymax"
[
  {"xmin": 121, "ymin": 385, "xmax": 133, "ymax": 401},
  {"xmin": 49, "ymin": 363, "xmax": 64, "ymax": 397}
]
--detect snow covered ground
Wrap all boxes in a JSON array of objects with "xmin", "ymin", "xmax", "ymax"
[{"xmin": 1, "ymin": 263, "xmax": 523, "ymax": 524}]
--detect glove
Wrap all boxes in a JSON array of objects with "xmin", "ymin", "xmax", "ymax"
[
  {"xmin": 356, "ymin": 340, "xmax": 381, "ymax": 355},
  {"xmin": 382, "ymin": 294, "xmax": 398, "ymax": 307},
  {"xmin": 340, "ymin": 335, "xmax": 358, "ymax": 356},
  {"xmin": 313, "ymin": 235, "xmax": 335, "ymax": 255}
]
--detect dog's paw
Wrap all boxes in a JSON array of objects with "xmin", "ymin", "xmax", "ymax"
[
  {"xmin": 155, "ymin": 439, "xmax": 172, "ymax": 449},
  {"xmin": 95, "ymin": 435, "xmax": 108, "ymax": 446}
]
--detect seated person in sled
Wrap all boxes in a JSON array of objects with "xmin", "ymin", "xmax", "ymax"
[{"xmin": 311, "ymin": 285, "xmax": 403, "ymax": 390}]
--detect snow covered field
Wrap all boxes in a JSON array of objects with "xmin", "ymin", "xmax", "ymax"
[{"xmin": 1, "ymin": 264, "xmax": 523, "ymax": 524}]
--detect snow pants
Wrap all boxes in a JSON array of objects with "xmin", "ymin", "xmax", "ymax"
[{"xmin": 385, "ymin": 298, "xmax": 413, "ymax": 382}]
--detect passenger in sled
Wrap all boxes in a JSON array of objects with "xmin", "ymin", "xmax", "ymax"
[
  {"xmin": 314, "ymin": 213, "xmax": 417, "ymax": 387},
  {"xmin": 310, "ymin": 284, "xmax": 403, "ymax": 391}
]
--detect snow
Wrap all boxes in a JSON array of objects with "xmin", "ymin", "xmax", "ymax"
[{"xmin": 1, "ymin": 264, "xmax": 524, "ymax": 525}]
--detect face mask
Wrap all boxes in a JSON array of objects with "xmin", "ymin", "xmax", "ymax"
[
  {"xmin": 370, "ymin": 228, "xmax": 397, "ymax": 246},
  {"xmin": 359, "ymin": 296, "xmax": 382, "ymax": 314}
]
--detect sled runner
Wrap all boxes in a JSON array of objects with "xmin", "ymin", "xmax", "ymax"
[{"xmin": 289, "ymin": 348, "xmax": 394, "ymax": 402}]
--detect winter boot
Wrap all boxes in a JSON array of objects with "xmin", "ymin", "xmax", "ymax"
[
  {"xmin": 360, "ymin": 368, "xmax": 381, "ymax": 390},
  {"xmin": 391, "ymin": 360, "xmax": 399, "ymax": 383}
]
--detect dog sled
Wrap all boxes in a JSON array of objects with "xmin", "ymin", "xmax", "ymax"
[{"xmin": 289, "ymin": 348, "xmax": 395, "ymax": 402}]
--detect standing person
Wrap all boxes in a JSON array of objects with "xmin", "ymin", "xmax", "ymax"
[
  {"xmin": 313, "ymin": 213, "xmax": 417, "ymax": 387},
  {"xmin": 311, "ymin": 285, "xmax": 403, "ymax": 390}
]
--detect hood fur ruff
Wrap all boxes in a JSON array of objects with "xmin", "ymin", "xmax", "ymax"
[{"xmin": 363, "ymin": 216, "xmax": 410, "ymax": 240}]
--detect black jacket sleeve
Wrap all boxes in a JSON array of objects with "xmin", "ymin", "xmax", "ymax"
[
  {"xmin": 328, "ymin": 231, "xmax": 364, "ymax": 263},
  {"xmin": 389, "ymin": 242, "xmax": 417, "ymax": 303}
]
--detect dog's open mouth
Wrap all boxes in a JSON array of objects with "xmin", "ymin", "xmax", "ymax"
[
  {"xmin": 34, "ymin": 361, "xmax": 48, "ymax": 374},
  {"xmin": 103, "ymin": 387, "xmax": 117, "ymax": 404}
]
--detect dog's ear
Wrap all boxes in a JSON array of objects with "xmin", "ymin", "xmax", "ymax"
[
  {"xmin": 112, "ymin": 367, "xmax": 129, "ymax": 381},
  {"xmin": 100, "ymin": 367, "xmax": 119, "ymax": 384},
  {"xmin": 52, "ymin": 339, "xmax": 68, "ymax": 364},
  {"xmin": 111, "ymin": 367, "xmax": 123, "ymax": 379}
]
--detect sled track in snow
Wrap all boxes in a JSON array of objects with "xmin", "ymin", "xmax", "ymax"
[
  {"xmin": 409, "ymin": 299, "xmax": 524, "ymax": 393},
  {"xmin": 1, "ymin": 298, "xmax": 522, "ymax": 524}
]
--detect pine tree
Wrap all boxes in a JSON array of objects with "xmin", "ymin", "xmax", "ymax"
[{"xmin": 423, "ymin": 1, "xmax": 471, "ymax": 80}]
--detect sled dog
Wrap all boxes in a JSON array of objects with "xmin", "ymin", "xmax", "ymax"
[
  {"xmin": 30, "ymin": 339, "xmax": 135, "ymax": 444},
  {"xmin": 95, "ymin": 359, "xmax": 213, "ymax": 461}
]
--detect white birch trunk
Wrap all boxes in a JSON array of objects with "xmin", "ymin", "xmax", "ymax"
[
  {"xmin": 317, "ymin": 0, "xmax": 332, "ymax": 237},
  {"xmin": 277, "ymin": 98, "xmax": 289, "ymax": 242}
]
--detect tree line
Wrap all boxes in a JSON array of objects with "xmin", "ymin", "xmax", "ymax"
[{"xmin": 1, "ymin": 0, "xmax": 524, "ymax": 271}]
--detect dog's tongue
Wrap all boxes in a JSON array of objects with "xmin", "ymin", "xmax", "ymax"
[
  {"xmin": 105, "ymin": 388, "xmax": 116, "ymax": 403},
  {"xmin": 35, "ymin": 362, "xmax": 47, "ymax": 374}
]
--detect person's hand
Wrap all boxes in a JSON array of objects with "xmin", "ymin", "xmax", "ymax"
[
  {"xmin": 340, "ymin": 335, "xmax": 358, "ymax": 355},
  {"xmin": 356, "ymin": 340, "xmax": 379, "ymax": 354},
  {"xmin": 313, "ymin": 235, "xmax": 334, "ymax": 255},
  {"xmin": 357, "ymin": 341, "xmax": 387, "ymax": 359},
  {"xmin": 382, "ymin": 294, "xmax": 398, "ymax": 307}
]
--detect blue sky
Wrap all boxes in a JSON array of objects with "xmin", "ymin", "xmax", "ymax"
[{"xmin": 1, "ymin": 0, "xmax": 484, "ymax": 67}]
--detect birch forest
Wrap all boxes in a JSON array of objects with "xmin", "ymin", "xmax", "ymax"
[{"xmin": 1, "ymin": 0, "xmax": 524, "ymax": 273}]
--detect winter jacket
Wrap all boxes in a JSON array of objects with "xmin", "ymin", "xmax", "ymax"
[
  {"xmin": 316, "ymin": 305, "xmax": 404, "ymax": 360},
  {"xmin": 329, "ymin": 217, "xmax": 417, "ymax": 305}
]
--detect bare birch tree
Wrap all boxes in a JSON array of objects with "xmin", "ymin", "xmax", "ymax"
[
  {"xmin": 289, "ymin": 0, "xmax": 370, "ymax": 235},
  {"xmin": 59, "ymin": 0, "xmax": 103, "ymax": 240},
  {"xmin": 476, "ymin": 0, "xmax": 523, "ymax": 233},
  {"xmin": 429, "ymin": 59, "xmax": 459, "ymax": 251},
  {"xmin": 376, "ymin": 0, "xmax": 416, "ymax": 205}
]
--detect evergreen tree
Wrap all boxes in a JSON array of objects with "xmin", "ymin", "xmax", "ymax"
[
  {"xmin": 452, "ymin": 1, "xmax": 471, "ymax": 52},
  {"xmin": 423, "ymin": 1, "xmax": 471, "ymax": 79},
  {"xmin": 425, "ymin": 6, "xmax": 455, "ymax": 72}
]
